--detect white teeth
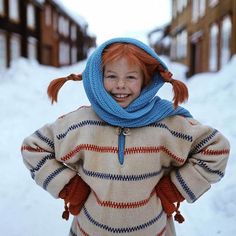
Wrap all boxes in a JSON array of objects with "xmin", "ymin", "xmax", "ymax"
[{"xmin": 113, "ymin": 94, "xmax": 129, "ymax": 98}]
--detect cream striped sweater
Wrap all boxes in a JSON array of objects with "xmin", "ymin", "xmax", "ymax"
[{"xmin": 21, "ymin": 106, "xmax": 230, "ymax": 236}]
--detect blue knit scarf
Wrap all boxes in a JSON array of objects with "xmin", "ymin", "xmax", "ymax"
[{"xmin": 82, "ymin": 37, "xmax": 192, "ymax": 164}]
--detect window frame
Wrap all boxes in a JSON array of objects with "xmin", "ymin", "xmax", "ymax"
[
  {"xmin": 220, "ymin": 15, "xmax": 232, "ymax": 67},
  {"xmin": 9, "ymin": 0, "xmax": 20, "ymax": 22},
  {"xmin": 10, "ymin": 33, "xmax": 21, "ymax": 64},
  {"xmin": 209, "ymin": 23, "xmax": 219, "ymax": 71},
  {"xmin": 27, "ymin": 36, "xmax": 38, "ymax": 61},
  {"xmin": 27, "ymin": 3, "xmax": 36, "ymax": 29}
]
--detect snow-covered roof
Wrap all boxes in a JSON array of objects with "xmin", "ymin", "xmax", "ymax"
[
  {"xmin": 32, "ymin": 0, "xmax": 88, "ymax": 28},
  {"xmin": 52, "ymin": 0, "xmax": 88, "ymax": 28},
  {"xmin": 149, "ymin": 31, "xmax": 164, "ymax": 46}
]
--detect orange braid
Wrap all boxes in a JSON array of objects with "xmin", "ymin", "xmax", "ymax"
[
  {"xmin": 47, "ymin": 74, "xmax": 82, "ymax": 104},
  {"xmin": 157, "ymin": 64, "xmax": 189, "ymax": 108}
]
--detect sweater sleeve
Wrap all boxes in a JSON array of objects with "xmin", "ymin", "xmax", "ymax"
[
  {"xmin": 170, "ymin": 118, "xmax": 230, "ymax": 203},
  {"xmin": 21, "ymin": 123, "xmax": 77, "ymax": 198}
]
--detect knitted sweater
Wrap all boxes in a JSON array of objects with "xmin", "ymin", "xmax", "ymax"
[{"xmin": 21, "ymin": 106, "xmax": 230, "ymax": 236}]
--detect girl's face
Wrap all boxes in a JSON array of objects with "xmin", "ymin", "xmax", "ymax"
[{"xmin": 103, "ymin": 57, "xmax": 144, "ymax": 108}]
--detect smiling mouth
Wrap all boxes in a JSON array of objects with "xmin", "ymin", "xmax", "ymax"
[{"xmin": 112, "ymin": 93, "xmax": 130, "ymax": 99}]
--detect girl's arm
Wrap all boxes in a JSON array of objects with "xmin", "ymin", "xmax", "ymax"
[
  {"xmin": 170, "ymin": 118, "xmax": 230, "ymax": 203},
  {"xmin": 21, "ymin": 123, "xmax": 77, "ymax": 198}
]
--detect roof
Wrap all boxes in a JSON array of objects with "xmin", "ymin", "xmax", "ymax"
[
  {"xmin": 35, "ymin": 0, "xmax": 88, "ymax": 29},
  {"xmin": 52, "ymin": 0, "xmax": 88, "ymax": 28}
]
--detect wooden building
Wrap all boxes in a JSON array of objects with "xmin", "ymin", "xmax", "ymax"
[
  {"xmin": 151, "ymin": 0, "xmax": 236, "ymax": 77},
  {"xmin": 148, "ymin": 24, "xmax": 171, "ymax": 57},
  {"xmin": 0, "ymin": 0, "xmax": 41, "ymax": 70},
  {"xmin": 0, "ymin": 0, "xmax": 96, "ymax": 71}
]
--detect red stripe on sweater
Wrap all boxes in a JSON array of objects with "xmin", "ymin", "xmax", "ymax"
[
  {"xmin": 157, "ymin": 226, "xmax": 166, "ymax": 236},
  {"xmin": 93, "ymin": 190, "xmax": 155, "ymax": 209},
  {"xmin": 60, "ymin": 144, "xmax": 118, "ymax": 161},
  {"xmin": 21, "ymin": 145, "xmax": 46, "ymax": 153},
  {"xmin": 125, "ymin": 146, "xmax": 185, "ymax": 163},
  {"xmin": 77, "ymin": 220, "xmax": 90, "ymax": 236},
  {"xmin": 201, "ymin": 149, "xmax": 230, "ymax": 155},
  {"xmin": 60, "ymin": 144, "xmax": 185, "ymax": 163}
]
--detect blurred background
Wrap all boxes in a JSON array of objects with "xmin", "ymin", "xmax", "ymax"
[
  {"xmin": 0, "ymin": 1, "xmax": 236, "ymax": 236},
  {"xmin": 1, "ymin": 0, "xmax": 235, "ymax": 77}
]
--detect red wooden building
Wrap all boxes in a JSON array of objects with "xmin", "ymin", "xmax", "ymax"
[
  {"xmin": 149, "ymin": 0, "xmax": 236, "ymax": 76},
  {"xmin": 0, "ymin": 0, "xmax": 96, "ymax": 71}
]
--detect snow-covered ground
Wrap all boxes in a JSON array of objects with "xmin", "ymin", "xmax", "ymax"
[{"xmin": 0, "ymin": 55, "xmax": 235, "ymax": 236}]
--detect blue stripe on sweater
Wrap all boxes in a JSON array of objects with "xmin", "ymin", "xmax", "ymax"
[
  {"xmin": 43, "ymin": 166, "xmax": 67, "ymax": 190},
  {"xmin": 30, "ymin": 153, "xmax": 55, "ymax": 179},
  {"xmin": 148, "ymin": 122, "xmax": 193, "ymax": 142},
  {"xmin": 56, "ymin": 120, "xmax": 107, "ymax": 140},
  {"xmin": 69, "ymin": 227, "xmax": 77, "ymax": 236},
  {"xmin": 82, "ymin": 166, "xmax": 168, "ymax": 181},
  {"xmin": 197, "ymin": 160, "xmax": 224, "ymax": 178},
  {"xmin": 190, "ymin": 129, "xmax": 218, "ymax": 154},
  {"xmin": 35, "ymin": 130, "xmax": 54, "ymax": 150},
  {"xmin": 175, "ymin": 169, "xmax": 196, "ymax": 201},
  {"xmin": 82, "ymin": 207, "xmax": 164, "ymax": 233}
]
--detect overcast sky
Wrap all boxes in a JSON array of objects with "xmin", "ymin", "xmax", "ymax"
[{"xmin": 59, "ymin": 0, "xmax": 171, "ymax": 44}]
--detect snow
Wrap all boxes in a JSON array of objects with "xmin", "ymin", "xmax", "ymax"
[
  {"xmin": 0, "ymin": 54, "xmax": 235, "ymax": 235},
  {"xmin": 53, "ymin": 0, "xmax": 89, "ymax": 29}
]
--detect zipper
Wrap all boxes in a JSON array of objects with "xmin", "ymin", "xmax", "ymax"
[{"xmin": 117, "ymin": 127, "xmax": 130, "ymax": 165}]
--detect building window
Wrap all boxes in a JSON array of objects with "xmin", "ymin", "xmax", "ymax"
[
  {"xmin": 192, "ymin": 0, "xmax": 205, "ymax": 22},
  {"xmin": 71, "ymin": 24, "xmax": 77, "ymax": 41},
  {"xmin": 9, "ymin": 0, "xmax": 20, "ymax": 22},
  {"xmin": 209, "ymin": 0, "xmax": 219, "ymax": 7},
  {"xmin": 45, "ymin": 5, "xmax": 51, "ymax": 26},
  {"xmin": 220, "ymin": 15, "xmax": 232, "ymax": 67},
  {"xmin": 0, "ymin": 0, "xmax": 5, "ymax": 16},
  {"xmin": 192, "ymin": 0, "xmax": 199, "ymax": 22},
  {"xmin": 177, "ymin": 0, "xmax": 188, "ymax": 14},
  {"xmin": 71, "ymin": 46, "xmax": 77, "ymax": 63},
  {"xmin": 209, "ymin": 23, "xmax": 219, "ymax": 71},
  {"xmin": 28, "ymin": 37, "xmax": 37, "ymax": 61},
  {"xmin": 199, "ymin": 0, "xmax": 206, "ymax": 17},
  {"xmin": 59, "ymin": 16, "xmax": 69, "ymax": 36},
  {"xmin": 27, "ymin": 4, "xmax": 35, "ymax": 29},
  {"xmin": 58, "ymin": 16, "xmax": 63, "ymax": 34},
  {"xmin": 10, "ymin": 33, "xmax": 21, "ymax": 64},
  {"xmin": 59, "ymin": 42, "xmax": 70, "ymax": 65},
  {"xmin": 181, "ymin": 30, "xmax": 187, "ymax": 58},
  {"xmin": 172, "ymin": 0, "xmax": 177, "ymax": 19},
  {"xmin": 0, "ymin": 32, "xmax": 7, "ymax": 70},
  {"xmin": 170, "ymin": 37, "xmax": 177, "ymax": 60},
  {"xmin": 63, "ymin": 19, "xmax": 69, "ymax": 36},
  {"xmin": 173, "ymin": 30, "xmax": 187, "ymax": 59}
]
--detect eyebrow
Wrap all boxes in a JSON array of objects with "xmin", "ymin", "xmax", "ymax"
[{"xmin": 105, "ymin": 70, "xmax": 138, "ymax": 74}]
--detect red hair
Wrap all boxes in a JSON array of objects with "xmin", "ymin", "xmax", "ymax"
[{"xmin": 47, "ymin": 43, "xmax": 189, "ymax": 108}]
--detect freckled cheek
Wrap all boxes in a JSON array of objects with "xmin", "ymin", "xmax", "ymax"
[
  {"xmin": 103, "ymin": 80, "xmax": 112, "ymax": 91},
  {"xmin": 133, "ymin": 83, "xmax": 143, "ymax": 94}
]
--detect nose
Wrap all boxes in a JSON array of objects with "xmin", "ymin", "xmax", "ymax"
[{"xmin": 117, "ymin": 78, "xmax": 125, "ymax": 88}]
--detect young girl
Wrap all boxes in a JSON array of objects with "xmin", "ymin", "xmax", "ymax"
[{"xmin": 21, "ymin": 37, "xmax": 230, "ymax": 236}]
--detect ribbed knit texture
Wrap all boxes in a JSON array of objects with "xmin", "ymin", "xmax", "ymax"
[
  {"xmin": 82, "ymin": 37, "xmax": 192, "ymax": 128},
  {"xmin": 21, "ymin": 107, "xmax": 230, "ymax": 236}
]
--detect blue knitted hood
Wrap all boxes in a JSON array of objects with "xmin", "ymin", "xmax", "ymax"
[{"xmin": 82, "ymin": 37, "xmax": 192, "ymax": 128}]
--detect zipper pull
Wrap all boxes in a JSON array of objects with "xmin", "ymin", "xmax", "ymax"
[
  {"xmin": 116, "ymin": 127, "xmax": 130, "ymax": 136},
  {"xmin": 116, "ymin": 127, "xmax": 130, "ymax": 165}
]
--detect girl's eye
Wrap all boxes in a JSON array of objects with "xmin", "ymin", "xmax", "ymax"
[
  {"xmin": 106, "ymin": 75, "xmax": 116, "ymax": 79},
  {"xmin": 127, "ymin": 76, "xmax": 136, "ymax": 79}
]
